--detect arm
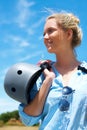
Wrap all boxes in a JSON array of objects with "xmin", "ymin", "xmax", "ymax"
[{"xmin": 23, "ymin": 68, "xmax": 55, "ymax": 116}]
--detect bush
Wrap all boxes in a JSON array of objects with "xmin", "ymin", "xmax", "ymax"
[{"xmin": 0, "ymin": 110, "xmax": 19, "ymax": 123}]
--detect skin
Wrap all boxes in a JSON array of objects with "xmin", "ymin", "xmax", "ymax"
[
  {"xmin": 44, "ymin": 18, "xmax": 81, "ymax": 85},
  {"xmin": 24, "ymin": 18, "xmax": 81, "ymax": 116}
]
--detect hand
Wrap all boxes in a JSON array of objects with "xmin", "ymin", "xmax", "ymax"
[
  {"xmin": 37, "ymin": 59, "xmax": 55, "ymax": 81},
  {"xmin": 43, "ymin": 68, "xmax": 55, "ymax": 80}
]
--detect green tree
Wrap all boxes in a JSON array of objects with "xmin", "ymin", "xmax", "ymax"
[{"xmin": 0, "ymin": 110, "xmax": 19, "ymax": 123}]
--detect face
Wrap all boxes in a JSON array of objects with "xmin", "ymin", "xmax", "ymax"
[{"xmin": 43, "ymin": 18, "xmax": 70, "ymax": 54}]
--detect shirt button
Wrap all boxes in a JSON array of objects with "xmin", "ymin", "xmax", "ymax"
[{"xmin": 77, "ymin": 72, "xmax": 81, "ymax": 75}]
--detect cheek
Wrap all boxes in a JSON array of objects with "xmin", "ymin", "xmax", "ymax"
[
  {"xmin": 53, "ymin": 35, "xmax": 60, "ymax": 45},
  {"xmin": 53, "ymin": 31, "xmax": 61, "ymax": 41}
]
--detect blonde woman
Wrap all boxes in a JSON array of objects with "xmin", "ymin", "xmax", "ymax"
[{"xmin": 19, "ymin": 12, "xmax": 87, "ymax": 130}]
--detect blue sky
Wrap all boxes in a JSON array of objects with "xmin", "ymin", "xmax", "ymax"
[{"xmin": 0, "ymin": 0, "xmax": 87, "ymax": 114}]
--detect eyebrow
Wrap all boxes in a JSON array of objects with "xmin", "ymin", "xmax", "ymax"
[{"xmin": 43, "ymin": 27, "xmax": 58, "ymax": 36}]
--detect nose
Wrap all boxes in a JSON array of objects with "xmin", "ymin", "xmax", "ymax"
[
  {"xmin": 44, "ymin": 33, "xmax": 49, "ymax": 44},
  {"xmin": 44, "ymin": 33, "xmax": 49, "ymax": 39}
]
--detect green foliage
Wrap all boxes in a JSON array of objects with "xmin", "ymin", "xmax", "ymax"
[{"xmin": 0, "ymin": 110, "xmax": 19, "ymax": 123}]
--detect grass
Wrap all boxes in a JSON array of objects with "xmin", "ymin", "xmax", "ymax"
[{"xmin": 0, "ymin": 126, "xmax": 38, "ymax": 130}]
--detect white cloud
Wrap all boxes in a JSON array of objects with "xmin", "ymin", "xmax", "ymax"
[
  {"xmin": 26, "ymin": 16, "xmax": 45, "ymax": 36},
  {"xmin": 15, "ymin": 0, "xmax": 35, "ymax": 28},
  {"xmin": 32, "ymin": 17, "xmax": 45, "ymax": 28},
  {"xmin": 9, "ymin": 35, "xmax": 21, "ymax": 43},
  {"xmin": 0, "ymin": 0, "xmax": 35, "ymax": 28},
  {"xmin": 20, "ymin": 41, "xmax": 29, "ymax": 47},
  {"xmin": 19, "ymin": 51, "xmax": 43, "ymax": 62},
  {"xmin": 42, "ymin": 7, "xmax": 56, "ymax": 15},
  {"xmin": 4, "ymin": 34, "xmax": 30, "ymax": 47},
  {"xmin": 27, "ymin": 28, "xmax": 34, "ymax": 35}
]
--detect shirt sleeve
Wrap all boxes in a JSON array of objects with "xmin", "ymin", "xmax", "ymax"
[
  {"xmin": 18, "ymin": 74, "xmax": 44, "ymax": 126},
  {"xmin": 18, "ymin": 103, "xmax": 42, "ymax": 126}
]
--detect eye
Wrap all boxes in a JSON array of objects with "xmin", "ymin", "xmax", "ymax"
[
  {"xmin": 47, "ymin": 28, "xmax": 54, "ymax": 34},
  {"xmin": 43, "ymin": 28, "xmax": 55, "ymax": 37}
]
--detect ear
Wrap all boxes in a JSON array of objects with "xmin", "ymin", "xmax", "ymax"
[{"xmin": 67, "ymin": 29, "xmax": 73, "ymax": 40}]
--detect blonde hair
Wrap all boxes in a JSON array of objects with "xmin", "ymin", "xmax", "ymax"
[{"xmin": 46, "ymin": 12, "xmax": 83, "ymax": 49}]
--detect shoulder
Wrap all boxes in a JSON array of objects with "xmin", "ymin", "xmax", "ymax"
[
  {"xmin": 80, "ymin": 61, "xmax": 87, "ymax": 68},
  {"xmin": 78, "ymin": 61, "xmax": 87, "ymax": 74}
]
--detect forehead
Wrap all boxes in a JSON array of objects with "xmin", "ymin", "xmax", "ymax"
[{"xmin": 44, "ymin": 18, "xmax": 58, "ymax": 30}]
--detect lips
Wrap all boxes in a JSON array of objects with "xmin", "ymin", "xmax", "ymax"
[
  {"xmin": 45, "ymin": 43, "xmax": 51, "ymax": 49},
  {"xmin": 46, "ymin": 40, "xmax": 53, "ymax": 47},
  {"xmin": 47, "ymin": 42, "xmax": 52, "ymax": 46}
]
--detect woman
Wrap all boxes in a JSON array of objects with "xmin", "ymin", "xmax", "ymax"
[{"xmin": 19, "ymin": 12, "xmax": 87, "ymax": 130}]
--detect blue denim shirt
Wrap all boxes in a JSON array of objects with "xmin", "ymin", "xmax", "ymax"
[{"xmin": 19, "ymin": 61, "xmax": 87, "ymax": 130}]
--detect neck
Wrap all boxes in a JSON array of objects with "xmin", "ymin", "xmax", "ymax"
[{"xmin": 55, "ymin": 51, "xmax": 81, "ymax": 70}]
